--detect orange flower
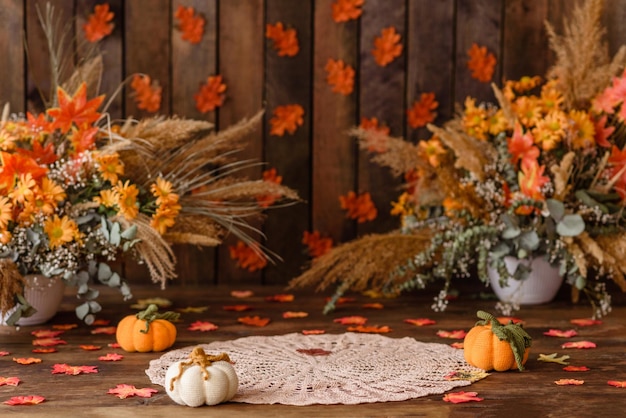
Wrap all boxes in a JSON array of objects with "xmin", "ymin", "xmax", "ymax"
[
  {"xmin": 46, "ymin": 83, "xmax": 104, "ymax": 133},
  {"xmin": 518, "ymin": 159, "xmax": 549, "ymax": 201},
  {"xmin": 325, "ymin": 59, "xmax": 355, "ymax": 95},
  {"xmin": 339, "ymin": 191, "xmax": 378, "ymax": 223},
  {"xmin": 69, "ymin": 126, "xmax": 99, "ymax": 156},
  {"xmin": 302, "ymin": 230, "xmax": 333, "ymax": 258},
  {"xmin": 96, "ymin": 153, "xmax": 124, "ymax": 184},
  {"xmin": 83, "ymin": 3, "xmax": 114, "ymax": 43},
  {"xmin": 372, "ymin": 27, "xmax": 403, "ymax": 67},
  {"xmin": 174, "ymin": 5, "xmax": 205, "ymax": 44},
  {"xmin": 229, "ymin": 241, "xmax": 267, "ymax": 272},
  {"xmin": 194, "ymin": 75, "xmax": 227, "ymax": 113},
  {"xmin": 266, "ymin": 22, "xmax": 299, "ymax": 57},
  {"xmin": 467, "ymin": 43, "xmax": 496, "ymax": 83},
  {"xmin": 332, "ymin": 0, "xmax": 364, "ymax": 23},
  {"xmin": 256, "ymin": 168, "xmax": 283, "ymax": 208},
  {"xmin": 359, "ymin": 117, "xmax": 390, "ymax": 153},
  {"xmin": 269, "ymin": 104, "xmax": 304, "ymax": 136},
  {"xmin": 44, "ymin": 215, "xmax": 80, "ymax": 249},
  {"xmin": 114, "ymin": 180, "xmax": 139, "ymax": 220},
  {"xmin": 418, "ymin": 137, "xmax": 446, "ymax": 167},
  {"xmin": 508, "ymin": 123, "xmax": 539, "ymax": 167},
  {"xmin": 407, "ymin": 93, "xmax": 438, "ymax": 129},
  {"xmin": 130, "ymin": 74, "xmax": 162, "ymax": 113}
]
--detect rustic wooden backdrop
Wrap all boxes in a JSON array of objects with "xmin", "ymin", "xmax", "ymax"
[{"xmin": 1, "ymin": 0, "xmax": 626, "ymax": 288}]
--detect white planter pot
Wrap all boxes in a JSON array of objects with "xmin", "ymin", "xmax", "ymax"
[
  {"xmin": 1, "ymin": 275, "xmax": 66, "ymax": 326},
  {"xmin": 487, "ymin": 256, "xmax": 563, "ymax": 305}
]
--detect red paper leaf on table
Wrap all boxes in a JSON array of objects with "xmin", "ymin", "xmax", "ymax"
[
  {"xmin": 334, "ymin": 316, "xmax": 368, "ymax": 325},
  {"xmin": 302, "ymin": 329, "xmax": 325, "ymax": 335},
  {"xmin": 32, "ymin": 338, "xmax": 66, "ymax": 347},
  {"xmin": 404, "ymin": 318, "xmax": 436, "ymax": 327},
  {"xmin": 544, "ymin": 329, "xmax": 578, "ymax": 338},
  {"xmin": 608, "ymin": 380, "xmax": 626, "ymax": 388},
  {"xmin": 265, "ymin": 294, "xmax": 294, "ymax": 302},
  {"xmin": 561, "ymin": 341, "xmax": 596, "ymax": 349},
  {"xmin": 0, "ymin": 351, "xmax": 9, "ymax": 356},
  {"xmin": 555, "ymin": 379, "xmax": 584, "ymax": 385},
  {"xmin": 437, "ymin": 330, "xmax": 468, "ymax": 339},
  {"xmin": 362, "ymin": 303, "xmax": 384, "ymax": 309},
  {"xmin": 443, "ymin": 391, "xmax": 483, "ymax": 404},
  {"xmin": 92, "ymin": 319, "xmax": 111, "ymax": 326},
  {"xmin": 79, "ymin": 345, "xmax": 101, "ymax": 351},
  {"xmin": 188, "ymin": 321, "xmax": 219, "ymax": 332},
  {"xmin": 107, "ymin": 384, "xmax": 158, "ymax": 399},
  {"xmin": 52, "ymin": 364, "xmax": 98, "ymax": 375},
  {"xmin": 223, "ymin": 305, "xmax": 252, "ymax": 312},
  {"xmin": 570, "ymin": 318, "xmax": 603, "ymax": 327},
  {"xmin": 108, "ymin": 342, "xmax": 121, "ymax": 348},
  {"xmin": 451, "ymin": 342, "xmax": 464, "ymax": 349},
  {"xmin": 231, "ymin": 290, "xmax": 254, "ymax": 298},
  {"xmin": 14, "ymin": 357, "xmax": 42, "ymax": 365},
  {"xmin": 238, "ymin": 316, "xmax": 271, "ymax": 327},
  {"xmin": 52, "ymin": 324, "xmax": 78, "ymax": 330},
  {"xmin": 283, "ymin": 311, "xmax": 308, "ymax": 319},
  {"xmin": 91, "ymin": 327, "xmax": 117, "ymax": 335},
  {"xmin": 32, "ymin": 348, "xmax": 56, "ymax": 354},
  {"xmin": 297, "ymin": 348, "xmax": 332, "ymax": 356},
  {"xmin": 497, "ymin": 316, "xmax": 524, "ymax": 325},
  {"xmin": 0, "ymin": 376, "xmax": 21, "ymax": 386},
  {"xmin": 3, "ymin": 395, "xmax": 45, "ymax": 405},
  {"xmin": 99, "ymin": 353, "xmax": 124, "ymax": 362},
  {"xmin": 31, "ymin": 329, "xmax": 64, "ymax": 338},
  {"xmin": 563, "ymin": 366, "xmax": 590, "ymax": 372},
  {"xmin": 347, "ymin": 325, "xmax": 392, "ymax": 334}
]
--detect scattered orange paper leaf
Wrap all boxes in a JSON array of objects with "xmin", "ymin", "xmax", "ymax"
[
  {"xmin": 302, "ymin": 230, "xmax": 333, "ymax": 258},
  {"xmin": 91, "ymin": 327, "xmax": 117, "ymax": 335},
  {"xmin": 174, "ymin": 5, "xmax": 205, "ymax": 44},
  {"xmin": 266, "ymin": 293, "xmax": 294, "ymax": 302},
  {"xmin": 570, "ymin": 318, "xmax": 602, "ymax": 327},
  {"xmin": 108, "ymin": 384, "xmax": 158, "ymax": 399},
  {"xmin": 188, "ymin": 321, "xmax": 219, "ymax": 332},
  {"xmin": 554, "ymin": 379, "xmax": 584, "ymax": 386},
  {"xmin": 0, "ymin": 351, "xmax": 9, "ymax": 356},
  {"xmin": 497, "ymin": 316, "xmax": 524, "ymax": 325},
  {"xmin": 99, "ymin": 353, "xmax": 124, "ymax": 361},
  {"xmin": 79, "ymin": 345, "xmax": 102, "ymax": 351},
  {"xmin": 46, "ymin": 83, "xmax": 104, "ymax": 133},
  {"xmin": 130, "ymin": 74, "xmax": 162, "ymax": 113},
  {"xmin": 359, "ymin": 117, "xmax": 390, "ymax": 153},
  {"xmin": 544, "ymin": 329, "xmax": 578, "ymax": 338},
  {"xmin": 339, "ymin": 191, "xmax": 378, "ymax": 223},
  {"xmin": 332, "ymin": 0, "xmax": 363, "ymax": 22},
  {"xmin": 194, "ymin": 75, "xmax": 227, "ymax": 113},
  {"xmin": 334, "ymin": 316, "xmax": 368, "ymax": 325},
  {"xmin": 297, "ymin": 348, "xmax": 332, "ymax": 356},
  {"xmin": 407, "ymin": 92, "xmax": 438, "ymax": 129},
  {"xmin": 51, "ymin": 364, "xmax": 98, "ymax": 375},
  {"xmin": 450, "ymin": 342, "xmax": 464, "ymax": 349},
  {"xmin": 347, "ymin": 325, "xmax": 392, "ymax": 333},
  {"xmin": 108, "ymin": 342, "xmax": 121, "ymax": 348},
  {"xmin": 223, "ymin": 305, "xmax": 253, "ymax": 312},
  {"xmin": 561, "ymin": 341, "xmax": 597, "ymax": 349},
  {"xmin": 31, "ymin": 329, "xmax": 64, "ymax": 338},
  {"xmin": 52, "ymin": 324, "xmax": 78, "ymax": 330},
  {"xmin": 436, "ymin": 330, "xmax": 467, "ymax": 339},
  {"xmin": 32, "ymin": 348, "xmax": 56, "ymax": 354},
  {"xmin": 563, "ymin": 366, "xmax": 590, "ymax": 372},
  {"xmin": 325, "ymin": 296, "xmax": 356, "ymax": 304},
  {"xmin": 14, "ymin": 357, "xmax": 42, "ymax": 365},
  {"xmin": 238, "ymin": 316, "xmax": 271, "ymax": 327},
  {"xmin": 283, "ymin": 311, "xmax": 308, "ymax": 319},
  {"xmin": 443, "ymin": 391, "xmax": 483, "ymax": 404},
  {"xmin": 270, "ymin": 104, "xmax": 305, "ymax": 136},
  {"xmin": 92, "ymin": 319, "xmax": 111, "ymax": 326},
  {"xmin": 3, "ymin": 395, "xmax": 45, "ymax": 406},
  {"xmin": 266, "ymin": 22, "xmax": 299, "ymax": 57},
  {"xmin": 231, "ymin": 290, "xmax": 254, "ymax": 298},
  {"xmin": 256, "ymin": 168, "xmax": 283, "ymax": 208},
  {"xmin": 0, "ymin": 376, "xmax": 20, "ymax": 386},
  {"xmin": 467, "ymin": 43, "xmax": 496, "ymax": 83},
  {"xmin": 302, "ymin": 329, "xmax": 325, "ymax": 335},
  {"xmin": 83, "ymin": 3, "xmax": 114, "ymax": 43},
  {"xmin": 362, "ymin": 303, "xmax": 384, "ymax": 309},
  {"xmin": 372, "ymin": 26, "xmax": 403, "ymax": 66},
  {"xmin": 608, "ymin": 380, "xmax": 626, "ymax": 388},
  {"xmin": 325, "ymin": 59, "xmax": 355, "ymax": 95},
  {"xmin": 404, "ymin": 318, "xmax": 436, "ymax": 327},
  {"xmin": 229, "ymin": 241, "xmax": 267, "ymax": 272},
  {"xmin": 32, "ymin": 338, "xmax": 67, "ymax": 347}
]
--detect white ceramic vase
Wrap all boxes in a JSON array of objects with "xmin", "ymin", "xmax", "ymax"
[
  {"xmin": 487, "ymin": 256, "xmax": 563, "ymax": 305},
  {"xmin": 1, "ymin": 275, "xmax": 66, "ymax": 326}
]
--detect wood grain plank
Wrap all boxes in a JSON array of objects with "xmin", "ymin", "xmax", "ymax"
[
  {"xmin": 454, "ymin": 0, "xmax": 503, "ymax": 105},
  {"xmin": 312, "ymin": 0, "xmax": 359, "ymax": 244},
  {"xmin": 0, "ymin": 0, "xmax": 25, "ymax": 113},
  {"xmin": 357, "ymin": 0, "xmax": 406, "ymax": 236},
  {"xmin": 263, "ymin": 0, "xmax": 313, "ymax": 285},
  {"xmin": 406, "ymin": 0, "xmax": 455, "ymax": 142},
  {"xmin": 602, "ymin": 0, "xmax": 626, "ymax": 58},
  {"xmin": 170, "ymin": 0, "xmax": 218, "ymax": 286},
  {"xmin": 216, "ymin": 0, "xmax": 265, "ymax": 285}
]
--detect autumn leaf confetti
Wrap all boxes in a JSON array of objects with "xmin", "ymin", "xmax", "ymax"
[
  {"xmin": 108, "ymin": 384, "xmax": 158, "ymax": 399},
  {"xmin": 79, "ymin": 345, "xmax": 102, "ymax": 351},
  {"xmin": 223, "ymin": 305, "xmax": 253, "ymax": 312},
  {"xmin": 0, "ymin": 376, "xmax": 21, "ymax": 387},
  {"xmin": 325, "ymin": 59, "xmax": 355, "ymax": 95},
  {"xmin": 52, "ymin": 364, "xmax": 98, "ymax": 376},
  {"xmin": 32, "ymin": 348, "xmax": 56, "ymax": 354},
  {"xmin": 570, "ymin": 318, "xmax": 602, "ymax": 327},
  {"xmin": 82, "ymin": 3, "xmax": 114, "ymax": 43},
  {"xmin": 554, "ymin": 379, "xmax": 584, "ymax": 386},
  {"xmin": 334, "ymin": 316, "xmax": 368, "ymax": 326},
  {"xmin": 467, "ymin": 43, "xmax": 496, "ymax": 83},
  {"xmin": 372, "ymin": 26, "xmax": 403, "ymax": 66},
  {"xmin": 238, "ymin": 316, "xmax": 271, "ymax": 327},
  {"xmin": 339, "ymin": 191, "xmax": 377, "ymax": 223},
  {"xmin": 188, "ymin": 321, "xmax": 219, "ymax": 332},
  {"xmin": 194, "ymin": 75, "xmax": 227, "ymax": 113},
  {"xmin": 3, "ymin": 395, "xmax": 45, "ymax": 406},
  {"xmin": 0, "ymin": 351, "xmax": 10, "ymax": 356},
  {"xmin": 436, "ymin": 330, "xmax": 467, "ymax": 339},
  {"xmin": 347, "ymin": 325, "xmax": 392, "ymax": 334},
  {"xmin": 31, "ymin": 329, "xmax": 64, "ymax": 338},
  {"xmin": 404, "ymin": 318, "xmax": 436, "ymax": 327},
  {"xmin": 407, "ymin": 92, "xmax": 438, "ymax": 129},
  {"xmin": 563, "ymin": 366, "xmax": 590, "ymax": 372},
  {"xmin": 443, "ymin": 391, "xmax": 483, "ymax": 404},
  {"xmin": 332, "ymin": 0, "xmax": 364, "ymax": 23},
  {"xmin": 91, "ymin": 327, "xmax": 117, "ymax": 335},
  {"xmin": 561, "ymin": 341, "xmax": 597, "ymax": 349},
  {"xmin": 283, "ymin": 311, "xmax": 309, "ymax": 319},
  {"xmin": 269, "ymin": 104, "xmax": 305, "ymax": 136},
  {"xmin": 608, "ymin": 381, "xmax": 626, "ymax": 388},
  {"xmin": 302, "ymin": 230, "xmax": 333, "ymax": 258},
  {"xmin": 231, "ymin": 290, "xmax": 254, "ymax": 298},
  {"xmin": 174, "ymin": 5, "xmax": 205, "ymax": 44},
  {"xmin": 14, "ymin": 357, "xmax": 42, "ymax": 365},
  {"xmin": 99, "ymin": 353, "xmax": 124, "ymax": 362},
  {"xmin": 266, "ymin": 22, "xmax": 299, "ymax": 57},
  {"xmin": 266, "ymin": 294, "xmax": 294, "ymax": 303},
  {"xmin": 130, "ymin": 74, "xmax": 162, "ymax": 113},
  {"xmin": 302, "ymin": 329, "xmax": 325, "ymax": 335},
  {"xmin": 544, "ymin": 329, "xmax": 578, "ymax": 338}
]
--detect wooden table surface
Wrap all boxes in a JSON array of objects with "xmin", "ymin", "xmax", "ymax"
[{"xmin": 1, "ymin": 282, "xmax": 625, "ymax": 418}]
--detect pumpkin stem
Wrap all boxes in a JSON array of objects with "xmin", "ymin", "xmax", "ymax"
[
  {"xmin": 169, "ymin": 346, "xmax": 232, "ymax": 391},
  {"xmin": 136, "ymin": 304, "xmax": 180, "ymax": 334},
  {"xmin": 475, "ymin": 310, "xmax": 532, "ymax": 371}
]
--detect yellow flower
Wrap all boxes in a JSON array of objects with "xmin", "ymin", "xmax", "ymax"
[
  {"xmin": 115, "ymin": 180, "xmax": 139, "ymax": 220},
  {"xmin": 462, "ymin": 97, "xmax": 489, "ymax": 140},
  {"xmin": 443, "ymin": 197, "xmax": 464, "ymax": 217},
  {"xmin": 418, "ymin": 137, "xmax": 446, "ymax": 167},
  {"xmin": 150, "ymin": 177, "xmax": 179, "ymax": 205},
  {"xmin": 0, "ymin": 230, "xmax": 11, "ymax": 244},
  {"xmin": 508, "ymin": 75, "xmax": 542, "ymax": 93},
  {"xmin": 391, "ymin": 192, "xmax": 413, "ymax": 217},
  {"xmin": 10, "ymin": 173, "xmax": 36, "ymax": 204},
  {"xmin": 512, "ymin": 96, "xmax": 542, "ymax": 128},
  {"xmin": 569, "ymin": 110, "xmax": 596, "ymax": 149},
  {"xmin": 96, "ymin": 153, "xmax": 124, "ymax": 184},
  {"xmin": 532, "ymin": 111, "xmax": 566, "ymax": 151},
  {"xmin": 33, "ymin": 178, "xmax": 66, "ymax": 214},
  {"xmin": 93, "ymin": 189, "xmax": 119, "ymax": 208},
  {"xmin": 487, "ymin": 109, "xmax": 509, "ymax": 136},
  {"xmin": 540, "ymin": 80, "xmax": 564, "ymax": 113},
  {"xmin": 150, "ymin": 205, "xmax": 180, "ymax": 234},
  {"xmin": 0, "ymin": 196, "xmax": 13, "ymax": 229},
  {"xmin": 44, "ymin": 215, "xmax": 79, "ymax": 249}
]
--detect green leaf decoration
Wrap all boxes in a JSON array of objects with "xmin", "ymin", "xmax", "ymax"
[
  {"xmin": 110, "ymin": 222, "xmax": 121, "ymax": 245},
  {"xmin": 519, "ymin": 231, "xmax": 540, "ymax": 251},
  {"xmin": 98, "ymin": 263, "xmax": 113, "ymax": 281},
  {"xmin": 121, "ymin": 224, "xmax": 138, "ymax": 240},
  {"xmin": 546, "ymin": 198, "xmax": 565, "ymax": 221},
  {"xmin": 556, "ymin": 214, "xmax": 585, "ymax": 237},
  {"xmin": 75, "ymin": 302, "xmax": 90, "ymax": 320}
]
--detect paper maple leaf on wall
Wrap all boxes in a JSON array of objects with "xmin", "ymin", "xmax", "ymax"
[
  {"xmin": 83, "ymin": 3, "xmax": 114, "ymax": 43},
  {"xmin": 339, "ymin": 191, "xmax": 377, "ymax": 223},
  {"xmin": 359, "ymin": 117, "xmax": 390, "ymax": 153},
  {"xmin": 325, "ymin": 59, "xmax": 355, "ymax": 95},
  {"xmin": 407, "ymin": 92, "xmax": 439, "ymax": 128},
  {"xmin": 332, "ymin": 0, "xmax": 364, "ymax": 23},
  {"xmin": 194, "ymin": 75, "xmax": 227, "ymax": 113},
  {"xmin": 270, "ymin": 104, "xmax": 304, "ymax": 136},
  {"xmin": 266, "ymin": 22, "xmax": 299, "ymax": 57},
  {"xmin": 372, "ymin": 26, "xmax": 403, "ymax": 67},
  {"xmin": 174, "ymin": 5, "xmax": 205, "ymax": 44},
  {"xmin": 302, "ymin": 230, "xmax": 333, "ymax": 258},
  {"xmin": 229, "ymin": 241, "xmax": 268, "ymax": 272},
  {"xmin": 467, "ymin": 43, "xmax": 496, "ymax": 83},
  {"xmin": 256, "ymin": 168, "xmax": 283, "ymax": 208},
  {"xmin": 130, "ymin": 74, "xmax": 162, "ymax": 113}
]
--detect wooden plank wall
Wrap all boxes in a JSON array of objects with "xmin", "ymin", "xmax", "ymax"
[{"xmin": 1, "ymin": 0, "xmax": 626, "ymax": 288}]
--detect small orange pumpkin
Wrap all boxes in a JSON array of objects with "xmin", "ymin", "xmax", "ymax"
[
  {"xmin": 116, "ymin": 304, "xmax": 179, "ymax": 352},
  {"xmin": 463, "ymin": 310, "xmax": 532, "ymax": 371}
]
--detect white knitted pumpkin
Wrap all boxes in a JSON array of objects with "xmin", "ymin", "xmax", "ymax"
[{"xmin": 165, "ymin": 347, "xmax": 238, "ymax": 407}]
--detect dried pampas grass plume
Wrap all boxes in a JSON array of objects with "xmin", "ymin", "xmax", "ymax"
[{"xmin": 0, "ymin": 259, "xmax": 25, "ymax": 316}]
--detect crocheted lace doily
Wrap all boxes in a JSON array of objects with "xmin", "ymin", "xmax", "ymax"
[{"xmin": 146, "ymin": 332, "xmax": 486, "ymax": 405}]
